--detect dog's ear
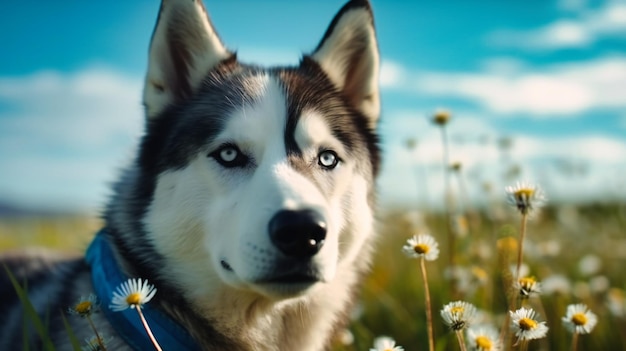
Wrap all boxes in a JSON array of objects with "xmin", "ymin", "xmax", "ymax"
[
  {"xmin": 311, "ymin": 0, "xmax": 380, "ymax": 128},
  {"xmin": 143, "ymin": 0, "xmax": 233, "ymax": 118}
]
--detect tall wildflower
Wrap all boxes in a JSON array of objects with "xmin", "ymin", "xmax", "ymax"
[
  {"xmin": 515, "ymin": 276, "xmax": 541, "ymax": 300},
  {"xmin": 441, "ymin": 300, "xmax": 477, "ymax": 331},
  {"xmin": 82, "ymin": 335, "xmax": 110, "ymax": 351},
  {"xmin": 466, "ymin": 325, "xmax": 502, "ymax": 351},
  {"xmin": 500, "ymin": 182, "xmax": 546, "ymax": 348},
  {"xmin": 504, "ymin": 181, "xmax": 546, "ymax": 281},
  {"xmin": 441, "ymin": 301, "xmax": 477, "ymax": 351},
  {"xmin": 403, "ymin": 234, "xmax": 439, "ymax": 351},
  {"xmin": 509, "ymin": 307, "xmax": 548, "ymax": 350},
  {"xmin": 110, "ymin": 278, "xmax": 161, "ymax": 351},
  {"xmin": 562, "ymin": 304, "xmax": 598, "ymax": 351},
  {"xmin": 370, "ymin": 336, "xmax": 404, "ymax": 351},
  {"xmin": 505, "ymin": 181, "xmax": 546, "ymax": 217},
  {"xmin": 68, "ymin": 294, "xmax": 107, "ymax": 351},
  {"xmin": 432, "ymin": 109, "xmax": 456, "ymax": 272}
]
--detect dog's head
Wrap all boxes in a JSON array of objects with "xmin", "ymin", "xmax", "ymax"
[{"xmin": 130, "ymin": 0, "xmax": 380, "ymax": 302}]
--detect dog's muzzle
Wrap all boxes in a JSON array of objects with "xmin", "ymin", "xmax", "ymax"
[{"xmin": 268, "ymin": 209, "xmax": 326, "ymax": 258}]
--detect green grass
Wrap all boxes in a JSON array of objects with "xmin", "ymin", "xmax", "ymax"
[
  {"xmin": 333, "ymin": 203, "xmax": 626, "ymax": 350},
  {"xmin": 1, "ymin": 203, "xmax": 625, "ymax": 350},
  {"xmin": 0, "ymin": 215, "xmax": 101, "ymax": 252}
]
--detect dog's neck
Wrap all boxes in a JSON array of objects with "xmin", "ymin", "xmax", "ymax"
[
  {"xmin": 86, "ymin": 231, "xmax": 203, "ymax": 350},
  {"xmin": 165, "ymin": 263, "xmax": 361, "ymax": 351},
  {"xmin": 94, "ymin": 229, "xmax": 362, "ymax": 351}
]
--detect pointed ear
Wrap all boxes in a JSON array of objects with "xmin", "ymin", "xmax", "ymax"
[
  {"xmin": 311, "ymin": 0, "xmax": 380, "ymax": 127},
  {"xmin": 143, "ymin": 0, "xmax": 233, "ymax": 118}
]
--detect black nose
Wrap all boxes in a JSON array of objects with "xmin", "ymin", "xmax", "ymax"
[{"xmin": 268, "ymin": 209, "xmax": 327, "ymax": 258}]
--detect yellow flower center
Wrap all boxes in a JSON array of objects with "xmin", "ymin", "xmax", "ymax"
[
  {"xmin": 497, "ymin": 237, "xmax": 518, "ymax": 254},
  {"xmin": 126, "ymin": 292, "xmax": 141, "ymax": 306},
  {"xmin": 451, "ymin": 306, "xmax": 465, "ymax": 315},
  {"xmin": 518, "ymin": 277, "xmax": 537, "ymax": 295},
  {"xmin": 74, "ymin": 301, "xmax": 92, "ymax": 314},
  {"xmin": 475, "ymin": 336, "xmax": 492, "ymax": 350},
  {"xmin": 433, "ymin": 111, "xmax": 451, "ymax": 125},
  {"xmin": 514, "ymin": 188, "xmax": 534, "ymax": 198},
  {"xmin": 572, "ymin": 312, "xmax": 588, "ymax": 326},
  {"xmin": 519, "ymin": 317, "xmax": 538, "ymax": 331},
  {"xmin": 414, "ymin": 243, "xmax": 430, "ymax": 254},
  {"xmin": 472, "ymin": 267, "xmax": 488, "ymax": 281}
]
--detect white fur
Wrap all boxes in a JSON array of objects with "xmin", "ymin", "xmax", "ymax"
[
  {"xmin": 137, "ymin": 1, "xmax": 380, "ymax": 349},
  {"xmin": 142, "ymin": 74, "xmax": 372, "ymax": 349}
]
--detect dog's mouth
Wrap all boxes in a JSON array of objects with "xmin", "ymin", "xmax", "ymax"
[
  {"xmin": 254, "ymin": 270, "xmax": 322, "ymax": 298},
  {"xmin": 254, "ymin": 262, "xmax": 324, "ymax": 297},
  {"xmin": 259, "ymin": 270, "xmax": 321, "ymax": 284},
  {"xmin": 221, "ymin": 258, "xmax": 323, "ymax": 295}
]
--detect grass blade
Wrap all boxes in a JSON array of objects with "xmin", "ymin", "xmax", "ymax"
[
  {"xmin": 3, "ymin": 265, "xmax": 56, "ymax": 351},
  {"xmin": 61, "ymin": 312, "xmax": 83, "ymax": 351}
]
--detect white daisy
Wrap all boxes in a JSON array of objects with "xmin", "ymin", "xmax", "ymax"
[
  {"xmin": 505, "ymin": 181, "xmax": 546, "ymax": 216},
  {"xmin": 402, "ymin": 234, "xmax": 440, "ymax": 261},
  {"xmin": 510, "ymin": 307, "xmax": 548, "ymax": 341},
  {"xmin": 432, "ymin": 109, "xmax": 451, "ymax": 126},
  {"xmin": 68, "ymin": 294, "xmax": 99, "ymax": 317},
  {"xmin": 441, "ymin": 301, "xmax": 477, "ymax": 331},
  {"xmin": 82, "ymin": 335, "xmax": 110, "ymax": 351},
  {"xmin": 562, "ymin": 303, "xmax": 598, "ymax": 335},
  {"xmin": 466, "ymin": 325, "xmax": 502, "ymax": 351},
  {"xmin": 541, "ymin": 274, "xmax": 571, "ymax": 296},
  {"xmin": 515, "ymin": 276, "xmax": 541, "ymax": 298},
  {"xmin": 370, "ymin": 336, "xmax": 404, "ymax": 351},
  {"xmin": 110, "ymin": 278, "xmax": 157, "ymax": 311}
]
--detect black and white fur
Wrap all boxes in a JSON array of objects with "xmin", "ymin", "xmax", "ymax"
[{"xmin": 0, "ymin": 0, "xmax": 381, "ymax": 349}]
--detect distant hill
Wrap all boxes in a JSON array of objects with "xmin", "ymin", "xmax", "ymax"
[{"xmin": 0, "ymin": 200, "xmax": 76, "ymax": 217}]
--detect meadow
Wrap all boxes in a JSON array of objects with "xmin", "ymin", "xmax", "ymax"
[
  {"xmin": 335, "ymin": 202, "xmax": 626, "ymax": 351},
  {"xmin": 1, "ymin": 200, "xmax": 624, "ymax": 350},
  {"xmin": 0, "ymin": 111, "xmax": 623, "ymax": 350}
]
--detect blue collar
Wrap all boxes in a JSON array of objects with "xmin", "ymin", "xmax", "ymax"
[{"xmin": 86, "ymin": 230, "xmax": 202, "ymax": 351}]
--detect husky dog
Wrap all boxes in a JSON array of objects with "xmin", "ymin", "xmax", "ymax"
[{"xmin": 0, "ymin": 0, "xmax": 381, "ymax": 349}]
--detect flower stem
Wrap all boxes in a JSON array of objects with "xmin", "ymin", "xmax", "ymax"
[
  {"xmin": 519, "ymin": 339, "xmax": 529, "ymax": 351},
  {"xmin": 86, "ymin": 316, "xmax": 107, "ymax": 351},
  {"xmin": 420, "ymin": 257, "xmax": 435, "ymax": 351},
  {"xmin": 515, "ymin": 213, "xmax": 528, "ymax": 281},
  {"xmin": 571, "ymin": 332, "xmax": 579, "ymax": 351},
  {"xmin": 135, "ymin": 306, "xmax": 163, "ymax": 351},
  {"xmin": 455, "ymin": 330, "xmax": 468, "ymax": 351},
  {"xmin": 440, "ymin": 125, "xmax": 456, "ymax": 270}
]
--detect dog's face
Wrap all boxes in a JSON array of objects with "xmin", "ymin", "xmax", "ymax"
[{"xmin": 137, "ymin": 0, "xmax": 380, "ymax": 302}]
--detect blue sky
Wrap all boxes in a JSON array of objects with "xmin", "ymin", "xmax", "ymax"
[{"xmin": 1, "ymin": 0, "xmax": 625, "ymax": 212}]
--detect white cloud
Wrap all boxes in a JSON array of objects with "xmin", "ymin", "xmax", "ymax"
[
  {"xmin": 380, "ymin": 60, "xmax": 407, "ymax": 88},
  {"xmin": 488, "ymin": 20, "xmax": 592, "ymax": 50},
  {"xmin": 487, "ymin": 2, "xmax": 626, "ymax": 51},
  {"xmin": 0, "ymin": 68, "xmax": 144, "ymax": 212},
  {"xmin": 379, "ymin": 109, "xmax": 626, "ymax": 208},
  {"xmin": 1, "ymin": 67, "xmax": 625, "ymax": 212},
  {"xmin": 407, "ymin": 56, "xmax": 626, "ymax": 116},
  {"xmin": 0, "ymin": 68, "xmax": 143, "ymax": 147}
]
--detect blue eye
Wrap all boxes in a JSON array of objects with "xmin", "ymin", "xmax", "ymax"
[
  {"xmin": 210, "ymin": 144, "xmax": 249, "ymax": 168},
  {"xmin": 318, "ymin": 150, "xmax": 339, "ymax": 169},
  {"xmin": 219, "ymin": 147, "xmax": 238, "ymax": 163}
]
